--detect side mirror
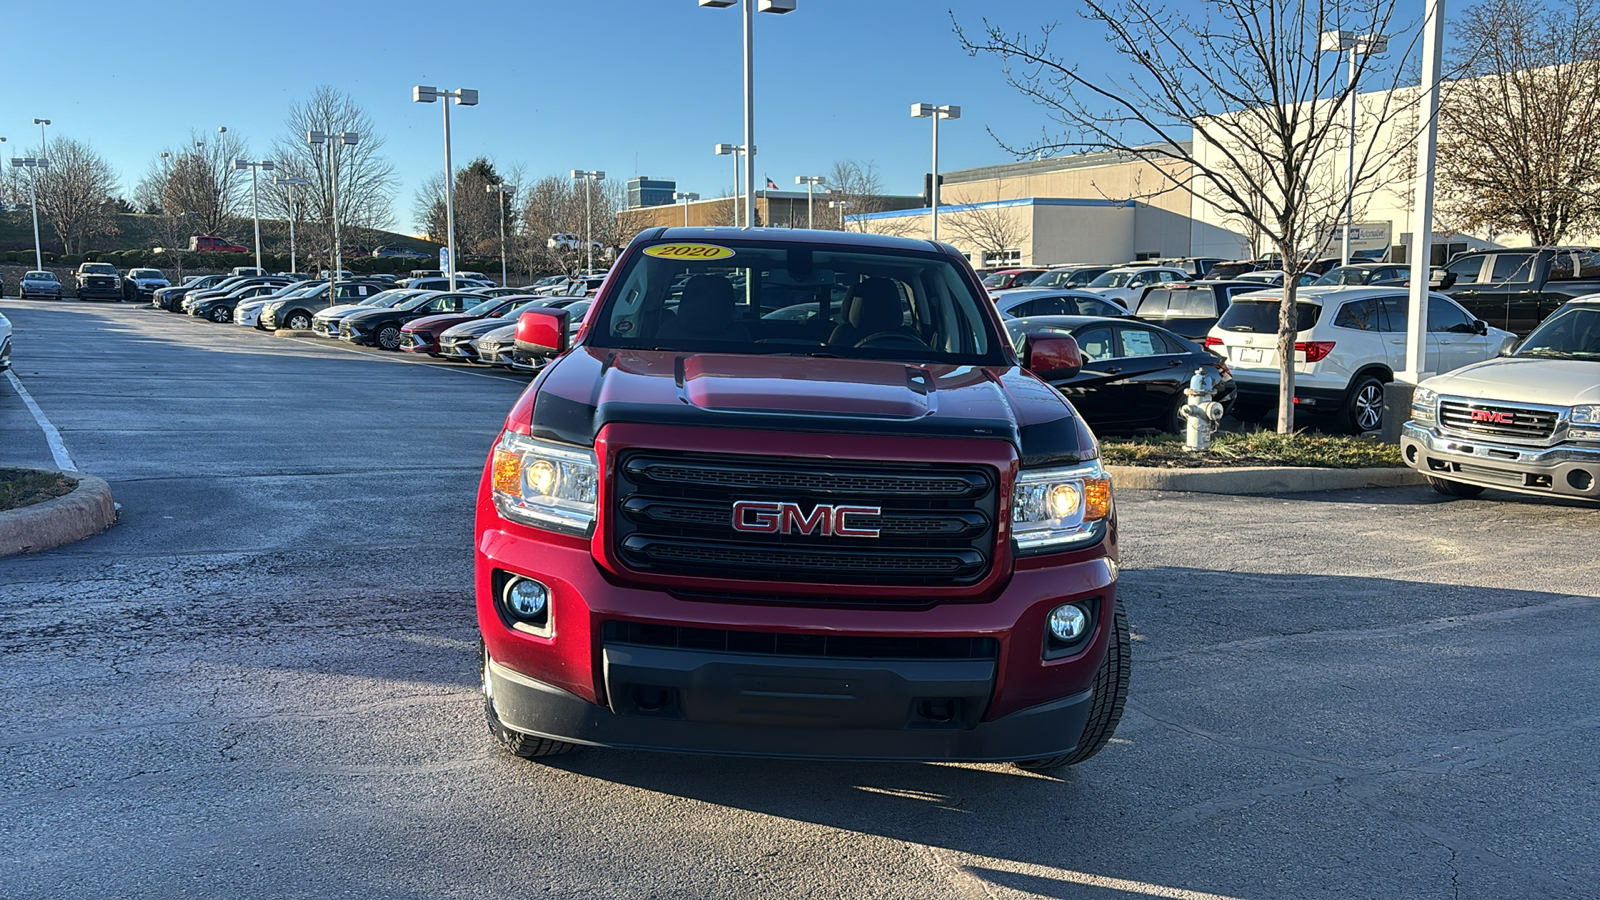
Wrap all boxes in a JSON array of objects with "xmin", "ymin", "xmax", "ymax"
[
  {"xmin": 1022, "ymin": 333, "xmax": 1082, "ymax": 380},
  {"xmin": 515, "ymin": 309, "xmax": 570, "ymax": 359},
  {"xmin": 1430, "ymin": 269, "xmax": 1458, "ymax": 289},
  {"xmin": 1472, "ymin": 319, "xmax": 1489, "ymax": 336}
]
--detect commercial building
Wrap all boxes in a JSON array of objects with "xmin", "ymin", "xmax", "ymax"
[
  {"xmin": 621, "ymin": 189, "xmax": 923, "ymax": 231},
  {"xmin": 626, "ymin": 177, "xmax": 678, "ymax": 210}
]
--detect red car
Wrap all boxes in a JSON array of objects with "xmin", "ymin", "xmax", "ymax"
[
  {"xmin": 189, "ymin": 235, "xmax": 249, "ymax": 254},
  {"xmin": 476, "ymin": 228, "xmax": 1128, "ymax": 770},
  {"xmin": 981, "ymin": 268, "xmax": 1047, "ymax": 291},
  {"xmin": 401, "ymin": 295, "xmax": 536, "ymax": 355}
]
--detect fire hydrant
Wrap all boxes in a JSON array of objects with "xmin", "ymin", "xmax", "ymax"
[{"xmin": 1180, "ymin": 367, "xmax": 1226, "ymax": 451}]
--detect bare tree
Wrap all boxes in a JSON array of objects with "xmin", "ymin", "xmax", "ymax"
[
  {"xmin": 824, "ymin": 160, "xmax": 918, "ymax": 235},
  {"xmin": 957, "ymin": 0, "xmax": 1418, "ymax": 433},
  {"xmin": 1437, "ymin": 0, "xmax": 1600, "ymax": 245},
  {"xmin": 34, "ymin": 136, "xmax": 121, "ymax": 254},
  {"xmin": 942, "ymin": 179, "xmax": 1031, "ymax": 265},
  {"xmin": 265, "ymin": 86, "xmax": 397, "ymax": 270}
]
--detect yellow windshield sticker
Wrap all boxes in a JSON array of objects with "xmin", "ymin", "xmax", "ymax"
[{"xmin": 643, "ymin": 243, "xmax": 735, "ymax": 261}]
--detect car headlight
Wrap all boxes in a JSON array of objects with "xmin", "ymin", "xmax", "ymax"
[
  {"xmin": 1411, "ymin": 386, "xmax": 1438, "ymax": 424},
  {"xmin": 491, "ymin": 432, "xmax": 599, "ymax": 534},
  {"xmin": 1012, "ymin": 461, "xmax": 1113, "ymax": 553},
  {"xmin": 1572, "ymin": 404, "xmax": 1600, "ymax": 442}
]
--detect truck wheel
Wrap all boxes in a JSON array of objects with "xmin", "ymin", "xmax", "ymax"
[
  {"xmin": 481, "ymin": 645, "xmax": 578, "ymax": 760},
  {"xmin": 1339, "ymin": 375, "xmax": 1385, "ymax": 434},
  {"xmin": 1013, "ymin": 603, "xmax": 1131, "ymax": 772},
  {"xmin": 1426, "ymin": 475, "xmax": 1486, "ymax": 498}
]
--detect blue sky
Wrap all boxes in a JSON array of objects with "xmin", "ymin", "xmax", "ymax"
[{"xmin": 2, "ymin": 0, "xmax": 1429, "ymax": 233}]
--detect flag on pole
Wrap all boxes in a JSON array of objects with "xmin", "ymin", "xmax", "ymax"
[{"xmin": 765, "ymin": 176, "xmax": 778, "ymax": 190}]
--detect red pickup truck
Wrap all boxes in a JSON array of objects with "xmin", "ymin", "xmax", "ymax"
[
  {"xmin": 189, "ymin": 235, "xmax": 249, "ymax": 254},
  {"xmin": 476, "ymin": 228, "xmax": 1128, "ymax": 770}
]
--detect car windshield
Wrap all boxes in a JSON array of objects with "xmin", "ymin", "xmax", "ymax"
[
  {"xmin": 394, "ymin": 293, "xmax": 436, "ymax": 311},
  {"xmin": 593, "ymin": 239, "xmax": 1004, "ymax": 364},
  {"xmin": 82, "ymin": 264, "xmax": 116, "ymax": 275},
  {"xmin": 28, "ymin": 272, "xmax": 57, "ymax": 280},
  {"xmin": 1516, "ymin": 306, "xmax": 1600, "ymax": 359},
  {"xmin": 1315, "ymin": 268, "xmax": 1372, "ymax": 286},
  {"xmin": 496, "ymin": 299, "xmax": 556, "ymax": 319},
  {"xmin": 464, "ymin": 298, "xmax": 505, "ymax": 316},
  {"xmin": 1088, "ymin": 271, "xmax": 1134, "ymax": 288},
  {"xmin": 131, "ymin": 269, "xmax": 160, "ymax": 278},
  {"xmin": 1216, "ymin": 299, "xmax": 1321, "ymax": 333}
]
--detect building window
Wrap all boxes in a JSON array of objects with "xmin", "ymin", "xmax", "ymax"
[{"xmin": 982, "ymin": 248, "xmax": 1021, "ymax": 267}]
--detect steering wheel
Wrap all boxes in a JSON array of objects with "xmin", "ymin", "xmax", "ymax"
[{"xmin": 854, "ymin": 331, "xmax": 927, "ymax": 349}]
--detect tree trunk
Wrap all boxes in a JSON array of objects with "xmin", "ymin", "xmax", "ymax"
[{"xmin": 1274, "ymin": 239, "xmax": 1299, "ymax": 435}]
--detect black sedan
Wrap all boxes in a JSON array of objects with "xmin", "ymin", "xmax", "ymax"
[
  {"xmin": 1006, "ymin": 315, "xmax": 1234, "ymax": 433},
  {"xmin": 188, "ymin": 282, "xmax": 292, "ymax": 323},
  {"xmin": 339, "ymin": 292, "xmax": 481, "ymax": 350}
]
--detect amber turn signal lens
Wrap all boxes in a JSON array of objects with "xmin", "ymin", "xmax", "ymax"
[
  {"xmin": 492, "ymin": 447, "xmax": 522, "ymax": 495},
  {"xmin": 1083, "ymin": 477, "xmax": 1112, "ymax": 520}
]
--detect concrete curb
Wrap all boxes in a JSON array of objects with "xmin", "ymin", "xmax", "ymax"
[
  {"xmin": 1107, "ymin": 464, "xmax": 1424, "ymax": 495},
  {"xmin": 0, "ymin": 471, "xmax": 116, "ymax": 557}
]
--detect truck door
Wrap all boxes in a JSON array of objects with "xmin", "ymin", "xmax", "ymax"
[
  {"xmin": 1480, "ymin": 252, "xmax": 1543, "ymax": 335},
  {"xmin": 1439, "ymin": 255, "xmax": 1498, "ymax": 328}
]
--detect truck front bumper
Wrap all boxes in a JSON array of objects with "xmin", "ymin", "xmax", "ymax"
[{"xmin": 1402, "ymin": 422, "xmax": 1600, "ymax": 499}]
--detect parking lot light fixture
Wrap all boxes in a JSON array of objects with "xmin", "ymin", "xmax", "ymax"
[
  {"xmin": 487, "ymin": 182, "xmax": 516, "ymax": 286},
  {"xmin": 307, "ymin": 130, "xmax": 359, "ymax": 290},
  {"xmin": 274, "ymin": 175, "xmax": 312, "ymax": 274},
  {"xmin": 699, "ymin": 0, "xmax": 795, "ymax": 227},
  {"xmin": 11, "ymin": 157, "xmax": 50, "ymax": 270},
  {"xmin": 674, "ymin": 191, "xmax": 700, "ymax": 226},
  {"xmin": 828, "ymin": 199, "xmax": 853, "ymax": 230},
  {"xmin": 233, "ymin": 159, "xmax": 277, "ymax": 271},
  {"xmin": 33, "ymin": 118, "xmax": 49, "ymax": 156},
  {"xmin": 911, "ymin": 103, "xmax": 960, "ymax": 242},
  {"xmin": 794, "ymin": 175, "xmax": 824, "ymax": 229},
  {"xmin": 414, "ymin": 86, "xmax": 479, "ymax": 290},
  {"xmin": 571, "ymin": 170, "xmax": 605, "ymax": 274}
]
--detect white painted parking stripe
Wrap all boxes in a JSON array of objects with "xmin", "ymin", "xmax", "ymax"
[{"xmin": 4, "ymin": 370, "xmax": 77, "ymax": 472}]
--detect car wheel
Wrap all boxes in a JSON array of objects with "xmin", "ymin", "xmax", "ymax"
[
  {"xmin": 1426, "ymin": 475, "xmax": 1487, "ymax": 499},
  {"xmin": 481, "ymin": 643, "xmax": 577, "ymax": 760},
  {"xmin": 286, "ymin": 311, "xmax": 312, "ymax": 330},
  {"xmin": 376, "ymin": 324, "xmax": 403, "ymax": 351},
  {"xmin": 1339, "ymin": 375, "xmax": 1386, "ymax": 434},
  {"xmin": 210, "ymin": 307, "xmax": 231, "ymax": 324},
  {"xmin": 1012, "ymin": 603, "xmax": 1130, "ymax": 772},
  {"xmin": 1163, "ymin": 393, "xmax": 1187, "ymax": 435}
]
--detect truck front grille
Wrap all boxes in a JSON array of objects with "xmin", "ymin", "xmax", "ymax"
[
  {"xmin": 1438, "ymin": 399, "xmax": 1560, "ymax": 443},
  {"xmin": 602, "ymin": 621, "xmax": 999, "ymax": 661},
  {"xmin": 612, "ymin": 450, "xmax": 998, "ymax": 587}
]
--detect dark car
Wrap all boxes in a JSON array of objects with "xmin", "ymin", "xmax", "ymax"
[
  {"xmin": 374, "ymin": 245, "xmax": 431, "ymax": 259},
  {"xmin": 122, "ymin": 268, "xmax": 170, "ymax": 301},
  {"xmin": 340, "ymin": 292, "xmax": 481, "ymax": 350},
  {"xmin": 1314, "ymin": 263, "xmax": 1412, "ymax": 286},
  {"xmin": 153, "ymin": 274, "xmax": 228, "ymax": 311},
  {"xmin": 1020, "ymin": 265, "xmax": 1115, "ymax": 290},
  {"xmin": 180, "ymin": 276, "xmax": 294, "ymax": 313},
  {"xmin": 189, "ymin": 282, "xmax": 292, "ymax": 323},
  {"xmin": 993, "ymin": 289, "xmax": 1134, "ymax": 320},
  {"xmin": 436, "ymin": 297, "xmax": 579, "ymax": 362},
  {"xmin": 261, "ymin": 280, "xmax": 392, "ymax": 330},
  {"xmin": 980, "ymin": 268, "xmax": 1047, "ymax": 291},
  {"xmin": 1202, "ymin": 260, "xmax": 1259, "ymax": 281},
  {"xmin": 1435, "ymin": 246, "xmax": 1600, "ymax": 335},
  {"xmin": 401, "ymin": 295, "xmax": 537, "ymax": 355},
  {"xmin": 1133, "ymin": 280, "xmax": 1271, "ymax": 339},
  {"xmin": 75, "ymin": 263, "xmax": 122, "ymax": 301},
  {"xmin": 1004, "ymin": 315, "xmax": 1234, "ymax": 433}
]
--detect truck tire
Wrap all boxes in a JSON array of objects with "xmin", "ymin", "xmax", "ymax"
[
  {"xmin": 481, "ymin": 646, "xmax": 578, "ymax": 760},
  {"xmin": 1426, "ymin": 475, "xmax": 1486, "ymax": 498},
  {"xmin": 1013, "ymin": 603, "xmax": 1131, "ymax": 772}
]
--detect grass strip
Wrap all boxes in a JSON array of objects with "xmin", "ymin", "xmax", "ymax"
[
  {"xmin": 1100, "ymin": 431, "xmax": 1404, "ymax": 469},
  {"xmin": 0, "ymin": 468, "xmax": 79, "ymax": 512}
]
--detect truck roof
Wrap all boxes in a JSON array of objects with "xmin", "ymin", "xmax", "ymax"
[{"xmin": 647, "ymin": 226, "xmax": 953, "ymax": 255}]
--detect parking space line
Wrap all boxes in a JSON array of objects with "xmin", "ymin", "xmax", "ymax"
[
  {"xmin": 280, "ymin": 336, "xmax": 528, "ymax": 383},
  {"xmin": 4, "ymin": 370, "xmax": 77, "ymax": 472}
]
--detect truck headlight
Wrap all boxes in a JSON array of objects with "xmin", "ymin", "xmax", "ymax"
[
  {"xmin": 491, "ymin": 432, "xmax": 598, "ymax": 534},
  {"xmin": 1411, "ymin": 387, "xmax": 1438, "ymax": 424},
  {"xmin": 1572, "ymin": 404, "xmax": 1600, "ymax": 442},
  {"xmin": 1012, "ymin": 462, "xmax": 1112, "ymax": 553}
]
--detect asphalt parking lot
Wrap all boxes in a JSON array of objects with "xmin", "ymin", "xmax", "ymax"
[{"xmin": 2, "ymin": 299, "xmax": 1597, "ymax": 900}]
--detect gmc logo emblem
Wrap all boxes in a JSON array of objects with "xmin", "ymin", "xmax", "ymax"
[
  {"xmin": 1470, "ymin": 409, "xmax": 1515, "ymax": 425},
  {"xmin": 731, "ymin": 501, "xmax": 882, "ymax": 538}
]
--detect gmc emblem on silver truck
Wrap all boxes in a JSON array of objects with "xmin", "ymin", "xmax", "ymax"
[
  {"xmin": 1470, "ymin": 409, "xmax": 1515, "ymax": 425},
  {"xmin": 731, "ymin": 501, "xmax": 882, "ymax": 538}
]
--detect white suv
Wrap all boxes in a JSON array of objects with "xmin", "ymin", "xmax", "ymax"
[
  {"xmin": 1081, "ymin": 266, "xmax": 1190, "ymax": 309},
  {"xmin": 1205, "ymin": 286, "xmax": 1515, "ymax": 432}
]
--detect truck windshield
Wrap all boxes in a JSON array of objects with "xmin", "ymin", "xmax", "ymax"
[
  {"xmin": 590, "ymin": 240, "xmax": 1005, "ymax": 364},
  {"xmin": 1517, "ymin": 306, "xmax": 1600, "ymax": 359}
]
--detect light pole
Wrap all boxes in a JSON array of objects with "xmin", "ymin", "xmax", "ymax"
[
  {"xmin": 674, "ymin": 191, "xmax": 700, "ymax": 226},
  {"xmin": 413, "ymin": 86, "xmax": 479, "ymax": 291},
  {"xmin": 487, "ymin": 182, "xmax": 515, "ymax": 286},
  {"xmin": 795, "ymin": 175, "xmax": 824, "ymax": 229},
  {"xmin": 232, "ymin": 158, "xmax": 277, "ymax": 272},
  {"xmin": 274, "ymin": 175, "xmax": 311, "ymax": 274},
  {"xmin": 307, "ymin": 130, "xmax": 359, "ymax": 291},
  {"xmin": 10, "ymin": 157, "xmax": 49, "ymax": 271},
  {"xmin": 1402, "ymin": 0, "xmax": 1447, "ymax": 385},
  {"xmin": 911, "ymin": 103, "xmax": 960, "ymax": 242},
  {"xmin": 1321, "ymin": 30, "xmax": 1389, "ymax": 267},
  {"xmin": 698, "ymin": 0, "xmax": 795, "ymax": 227},
  {"xmin": 33, "ymin": 118, "xmax": 50, "ymax": 157},
  {"xmin": 714, "ymin": 143, "xmax": 744, "ymax": 226},
  {"xmin": 570, "ymin": 170, "xmax": 605, "ymax": 275},
  {"xmin": 829, "ymin": 199, "xmax": 853, "ymax": 231}
]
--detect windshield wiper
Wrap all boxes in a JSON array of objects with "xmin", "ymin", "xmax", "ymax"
[{"xmin": 1516, "ymin": 348, "xmax": 1574, "ymax": 358}]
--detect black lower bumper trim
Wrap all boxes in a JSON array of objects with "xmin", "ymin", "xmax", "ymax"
[{"xmin": 486, "ymin": 653, "xmax": 1092, "ymax": 762}]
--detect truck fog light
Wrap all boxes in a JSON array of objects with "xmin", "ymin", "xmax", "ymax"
[
  {"xmin": 1048, "ymin": 603, "xmax": 1088, "ymax": 642},
  {"xmin": 505, "ymin": 578, "xmax": 549, "ymax": 618}
]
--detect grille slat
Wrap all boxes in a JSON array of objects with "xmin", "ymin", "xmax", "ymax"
[
  {"xmin": 1438, "ymin": 399, "xmax": 1559, "ymax": 443},
  {"xmin": 602, "ymin": 621, "xmax": 999, "ymax": 661},
  {"xmin": 613, "ymin": 451, "xmax": 998, "ymax": 588}
]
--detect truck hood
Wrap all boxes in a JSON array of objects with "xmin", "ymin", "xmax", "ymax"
[
  {"xmin": 522, "ymin": 348, "xmax": 1094, "ymax": 466},
  {"xmin": 1422, "ymin": 357, "xmax": 1600, "ymax": 405}
]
